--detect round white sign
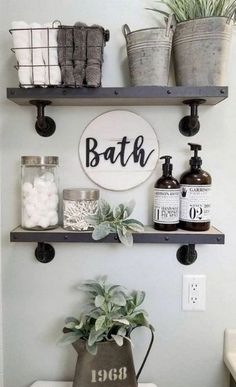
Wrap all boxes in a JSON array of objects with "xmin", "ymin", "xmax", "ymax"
[{"xmin": 79, "ymin": 110, "xmax": 159, "ymax": 191}]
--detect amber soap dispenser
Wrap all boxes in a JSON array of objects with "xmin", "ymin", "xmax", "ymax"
[
  {"xmin": 179, "ymin": 143, "xmax": 212, "ymax": 231},
  {"xmin": 153, "ymin": 155, "xmax": 180, "ymax": 231}
]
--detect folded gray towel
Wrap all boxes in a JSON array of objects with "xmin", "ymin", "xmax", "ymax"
[
  {"xmin": 73, "ymin": 22, "xmax": 87, "ymax": 87},
  {"xmin": 86, "ymin": 25, "xmax": 105, "ymax": 87},
  {"xmin": 57, "ymin": 25, "xmax": 75, "ymax": 86}
]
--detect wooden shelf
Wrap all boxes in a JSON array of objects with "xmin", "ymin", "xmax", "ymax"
[
  {"xmin": 7, "ymin": 86, "xmax": 228, "ymax": 106},
  {"xmin": 10, "ymin": 226, "xmax": 225, "ymax": 245}
]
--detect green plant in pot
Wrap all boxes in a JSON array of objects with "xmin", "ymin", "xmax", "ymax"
[
  {"xmin": 59, "ymin": 279, "xmax": 154, "ymax": 387},
  {"xmin": 148, "ymin": 0, "xmax": 236, "ymax": 85}
]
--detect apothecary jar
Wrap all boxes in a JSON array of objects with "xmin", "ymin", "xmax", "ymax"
[
  {"xmin": 21, "ymin": 156, "xmax": 59, "ymax": 230},
  {"xmin": 63, "ymin": 188, "xmax": 99, "ymax": 231}
]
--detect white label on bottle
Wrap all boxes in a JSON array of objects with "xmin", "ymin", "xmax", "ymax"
[
  {"xmin": 153, "ymin": 188, "xmax": 180, "ymax": 224},
  {"xmin": 180, "ymin": 185, "xmax": 211, "ymax": 223}
]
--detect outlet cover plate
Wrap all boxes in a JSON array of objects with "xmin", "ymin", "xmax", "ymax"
[{"xmin": 182, "ymin": 274, "xmax": 206, "ymax": 311}]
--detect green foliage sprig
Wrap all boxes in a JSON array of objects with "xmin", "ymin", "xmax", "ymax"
[
  {"xmin": 58, "ymin": 278, "xmax": 152, "ymax": 355},
  {"xmin": 147, "ymin": 0, "xmax": 236, "ymax": 23},
  {"xmin": 87, "ymin": 199, "xmax": 144, "ymax": 247}
]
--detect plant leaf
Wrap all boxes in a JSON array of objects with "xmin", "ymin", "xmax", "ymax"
[
  {"xmin": 86, "ymin": 341, "xmax": 97, "ymax": 355},
  {"xmin": 95, "ymin": 315, "xmax": 106, "ymax": 331},
  {"xmin": 65, "ymin": 317, "xmax": 79, "ymax": 325},
  {"xmin": 123, "ymin": 200, "xmax": 136, "ymax": 219},
  {"xmin": 123, "ymin": 219, "xmax": 144, "ymax": 232},
  {"xmin": 88, "ymin": 328, "xmax": 105, "ymax": 346},
  {"xmin": 95, "ymin": 295, "xmax": 105, "ymax": 308},
  {"xmin": 134, "ymin": 291, "xmax": 145, "ymax": 307},
  {"xmin": 111, "ymin": 292, "xmax": 126, "ymax": 306},
  {"xmin": 92, "ymin": 224, "xmax": 111, "ymax": 240},
  {"xmin": 111, "ymin": 334, "xmax": 124, "ymax": 346},
  {"xmin": 99, "ymin": 199, "xmax": 111, "ymax": 217},
  {"xmin": 113, "ymin": 318, "xmax": 130, "ymax": 326},
  {"xmin": 117, "ymin": 228, "xmax": 133, "ymax": 247},
  {"xmin": 57, "ymin": 332, "xmax": 82, "ymax": 346}
]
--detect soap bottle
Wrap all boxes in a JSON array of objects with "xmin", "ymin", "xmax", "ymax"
[
  {"xmin": 179, "ymin": 143, "xmax": 211, "ymax": 231},
  {"xmin": 153, "ymin": 156, "xmax": 180, "ymax": 231}
]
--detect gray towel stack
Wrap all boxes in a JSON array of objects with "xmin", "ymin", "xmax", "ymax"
[
  {"xmin": 57, "ymin": 26, "xmax": 75, "ymax": 87},
  {"xmin": 73, "ymin": 22, "xmax": 87, "ymax": 87},
  {"xmin": 57, "ymin": 23, "xmax": 109, "ymax": 87},
  {"xmin": 86, "ymin": 25, "xmax": 105, "ymax": 87}
]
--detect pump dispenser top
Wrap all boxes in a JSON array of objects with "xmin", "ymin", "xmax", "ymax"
[
  {"xmin": 160, "ymin": 155, "xmax": 173, "ymax": 176},
  {"xmin": 188, "ymin": 143, "xmax": 202, "ymax": 168}
]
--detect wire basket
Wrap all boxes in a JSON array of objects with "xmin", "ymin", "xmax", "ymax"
[{"xmin": 9, "ymin": 21, "xmax": 110, "ymax": 88}]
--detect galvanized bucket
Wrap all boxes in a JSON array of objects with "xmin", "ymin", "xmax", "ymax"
[
  {"xmin": 123, "ymin": 17, "xmax": 174, "ymax": 86},
  {"xmin": 72, "ymin": 326, "xmax": 154, "ymax": 387},
  {"xmin": 173, "ymin": 16, "xmax": 233, "ymax": 86}
]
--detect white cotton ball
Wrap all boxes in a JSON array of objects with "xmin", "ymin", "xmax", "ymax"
[
  {"xmin": 24, "ymin": 203, "xmax": 36, "ymax": 217},
  {"xmin": 47, "ymin": 182, "xmax": 58, "ymax": 194},
  {"xmin": 47, "ymin": 194, "xmax": 59, "ymax": 210},
  {"xmin": 38, "ymin": 217, "xmax": 50, "ymax": 229},
  {"xmin": 34, "ymin": 176, "xmax": 48, "ymax": 193},
  {"xmin": 49, "ymin": 212, "xmax": 58, "ymax": 226},
  {"xmin": 37, "ymin": 193, "xmax": 48, "ymax": 204},
  {"xmin": 23, "ymin": 191, "xmax": 38, "ymax": 206},
  {"xmin": 42, "ymin": 172, "xmax": 54, "ymax": 182},
  {"xmin": 22, "ymin": 182, "xmax": 33, "ymax": 196},
  {"xmin": 22, "ymin": 215, "xmax": 37, "ymax": 229}
]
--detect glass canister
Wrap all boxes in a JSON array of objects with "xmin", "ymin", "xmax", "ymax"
[
  {"xmin": 21, "ymin": 156, "xmax": 59, "ymax": 230},
  {"xmin": 63, "ymin": 188, "xmax": 99, "ymax": 231}
]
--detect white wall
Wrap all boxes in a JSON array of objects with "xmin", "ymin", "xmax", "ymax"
[{"xmin": 1, "ymin": 1, "xmax": 236, "ymax": 387}]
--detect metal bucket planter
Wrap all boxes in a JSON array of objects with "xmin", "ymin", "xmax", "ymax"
[
  {"xmin": 72, "ymin": 328, "xmax": 154, "ymax": 387},
  {"xmin": 123, "ymin": 18, "xmax": 174, "ymax": 86},
  {"xmin": 173, "ymin": 16, "xmax": 233, "ymax": 86}
]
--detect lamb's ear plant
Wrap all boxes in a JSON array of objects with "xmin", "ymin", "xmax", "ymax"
[
  {"xmin": 147, "ymin": 0, "xmax": 236, "ymax": 23},
  {"xmin": 87, "ymin": 199, "xmax": 144, "ymax": 247},
  {"xmin": 58, "ymin": 278, "xmax": 153, "ymax": 355}
]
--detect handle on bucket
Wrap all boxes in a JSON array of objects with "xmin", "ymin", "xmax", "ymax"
[
  {"xmin": 131, "ymin": 324, "xmax": 155, "ymax": 381},
  {"xmin": 122, "ymin": 24, "xmax": 131, "ymax": 41},
  {"xmin": 165, "ymin": 14, "xmax": 176, "ymax": 37}
]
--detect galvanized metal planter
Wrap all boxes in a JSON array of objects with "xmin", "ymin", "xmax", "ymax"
[
  {"xmin": 173, "ymin": 16, "xmax": 233, "ymax": 86},
  {"xmin": 123, "ymin": 17, "xmax": 174, "ymax": 86},
  {"xmin": 72, "ymin": 328, "xmax": 154, "ymax": 387}
]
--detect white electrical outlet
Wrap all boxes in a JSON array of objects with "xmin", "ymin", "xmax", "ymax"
[{"xmin": 182, "ymin": 275, "xmax": 206, "ymax": 311}]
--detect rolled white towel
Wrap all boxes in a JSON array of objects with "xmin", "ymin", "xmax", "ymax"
[
  {"xmin": 11, "ymin": 21, "xmax": 32, "ymax": 87},
  {"xmin": 30, "ymin": 22, "xmax": 45, "ymax": 86},
  {"xmin": 42, "ymin": 22, "xmax": 61, "ymax": 85}
]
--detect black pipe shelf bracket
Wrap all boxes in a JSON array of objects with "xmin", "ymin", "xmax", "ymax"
[
  {"xmin": 35, "ymin": 242, "xmax": 55, "ymax": 263},
  {"xmin": 176, "ymin": 244, "xmax": 197, "ymax": 265},
  {"xmin": 30, "ymin": 100, "xmax": 56, "ymax": 137},
  {"xmin": 179, "ymin": 99, "xmax": 206, "ymax": 137}
]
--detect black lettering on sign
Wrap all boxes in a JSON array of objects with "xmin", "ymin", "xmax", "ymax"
[{"xmin": 86, "ymin": 136, "xmax": 155, "ymax": 168}]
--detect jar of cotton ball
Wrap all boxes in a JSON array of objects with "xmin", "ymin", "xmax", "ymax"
[
  {"xmin": 21, "ymin": 156, "xmax": 59, "ymax": 230},
  {"xmin": 63, "ymin": 188, "xmax": 99, "ymax": 231}
]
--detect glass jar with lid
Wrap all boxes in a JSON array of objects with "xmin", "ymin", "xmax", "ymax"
[
  {"xmin": 63, "ymin": 188, "xmax": 99, "ymax": 231},
  {"xmin": 21, "ymin": 156, "xmax": 59, "ymax": 230}
]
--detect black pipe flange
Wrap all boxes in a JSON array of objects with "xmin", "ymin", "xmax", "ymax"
[
  {"xmin": 35, "ymin": 242, "xmax": 55, "ymax": 263},
  {"xmin": 179, "ymin": 99, "xmax": 206, "ymax": 137},
  {"xmin": 30, "ymin": 100, "xmax": 56, "ymax": 137},
  {"xmin": 176, "ymin": 244, "xmax": 197, "ymax": 265}
]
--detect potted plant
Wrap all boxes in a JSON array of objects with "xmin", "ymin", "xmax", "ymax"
[
  {"xmin": 59, "ymin": 279, "xmax": 154, "ymax": 387},
  {"xmin": 148, "ymin": 0, "xmax": 236, "ymax": 85},
  {"xmin": 87, "ymin": 199, "xmax": 144, "ymax": 247}
]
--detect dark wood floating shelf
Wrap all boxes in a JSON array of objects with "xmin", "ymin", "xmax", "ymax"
[
  {"xmin": 7, "ymin": 86, "xmax": 228, "ymax": 106},
  {"xmin": 11, "ymin": 226, "xmax": 225, "ymax": 245}
]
